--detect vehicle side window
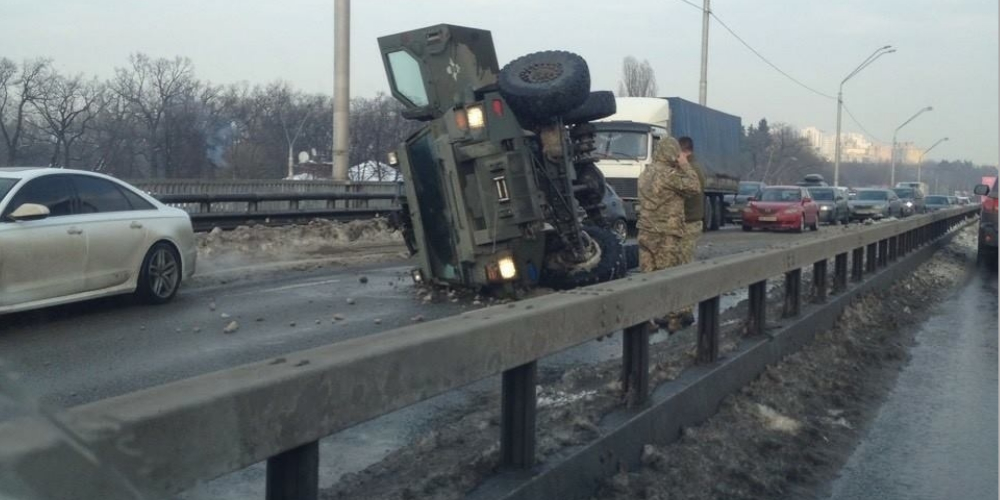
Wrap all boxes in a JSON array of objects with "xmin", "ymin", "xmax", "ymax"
[
  {"xmin": 73, "ymin": 175, "xmax": 132, "ymax": 213},
  {"xmin": 3, "ymin": 175, "xmax": 75, "ymax": 219},
  {"xmin": 119, "ymin": 186, "xmax": 156, "ymax": 210}
]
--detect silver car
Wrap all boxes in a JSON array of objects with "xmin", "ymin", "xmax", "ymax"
[
  {"xmin": 0, "ymin": 168, "xmax": 196, "ymax": 314},
  {"xmin": 849, "ymin": 188, "xmax": 902, "ymax": 221}
]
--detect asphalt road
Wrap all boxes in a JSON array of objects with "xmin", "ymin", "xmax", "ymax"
[{"xmin": 826, "ymin": 270, "xmax": 998, "ymax": 500}]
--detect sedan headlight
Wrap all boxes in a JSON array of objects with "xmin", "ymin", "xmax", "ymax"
[
  {"xmin": 783, "ymin": 207, "xmax": 801, "ymax": 214},
  {"xmin": 905, "ymin": 201, "xmax": 913, "ymax": 208},
  {"xmin": 820, "ymin": 205, "xmax": 831, "ymax": 211},
  {"xmin": 874, "ymin": 204, "xmax": 887, "ymax": 210}
]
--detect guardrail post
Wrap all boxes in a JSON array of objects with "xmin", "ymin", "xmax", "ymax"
[
  {"xmin": 290, "ymin": 199, "xmax": 300, "ymax": 211},
  {"xmin": 851, "ymin": 248, "xmax": 864, "ymax": 282},
  {"xmin": 200, "ymin": 201, "xmax": 211, "ymax": 213},
  {"xmin": 265, "ymin": 441, "xmax": 319, "ymax": 500},
  {"xmin": 747, "ymin": 280, "xmax": 767, "ymax": 337},
  {"xmin": 248, "ymin": 201, "xmax": 258, "ymax": 212},
  {"xmin": 812, "ymin": 260, "xmax": 828, "ymax": 303},
  {"xmin": 783, "ymin": 269, "xmax": 801, "ymax": 318},
  {"xmin": 878, "ymin": 239, "xmax": 889, "ymax": 267},
  {"xmin": 621, "ymin": 323, "xmax": 650, "ymax": 407},
  {"xmin": 834, "ymin": 253, "xmax": 848, "ymax": 292},
  {"xmin": 865, "ymin": 243, "xmax": 877, "ymax": 274},
  {"xmin": 501, "ymin": 361, "xmax": 537, "ymax": 469},
  {"xmin": 889, "ymin": 236, "xmax": 898, "ymax": 262},
  {"xmin": 697, "ymin": 296, "xmax": 720, "ymax": 364}
]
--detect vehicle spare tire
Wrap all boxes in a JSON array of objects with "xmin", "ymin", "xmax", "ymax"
[
  {"xmin": 499, "ymin": 50, "xmax": 590, "ymax": 126},
  {"xmin": 542, "ymin": 226, "xmax": 626, "ymax": 289},
  {"xmin": 563, "ymin": 90, "xmax": 617, "ymax": 125}
]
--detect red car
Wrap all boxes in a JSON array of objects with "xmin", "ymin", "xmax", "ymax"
[{"xmin": 742, "ymin": 185, "xmax": 820, "ymax": 232}]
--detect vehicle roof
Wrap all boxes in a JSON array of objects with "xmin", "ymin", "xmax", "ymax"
[
  {"xmin": 856, "ymin": 187, "xmax": 890, "ymax": 191},
  {"xmin": 762, "ymin": 185, "xmax": 804, "ymax": 189},
  {"xmin": 0, "ymin": 167, "xmax": 116, "ymax": 182}
]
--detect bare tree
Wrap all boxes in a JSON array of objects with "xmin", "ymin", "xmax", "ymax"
[
  {"xmin": 0, "ymin": 58, "xmax": 51, "ymax": 165},
  {"xmin": 617, "ymin": 56, "xmax": 658, "ymax": 98},
  {"xmin": 349, "ymin": 93, "xmax": 415, "ymax": 181},
  {"xmin": 32, "ymin": 72, "xmax": 104, "ymax": 168}
]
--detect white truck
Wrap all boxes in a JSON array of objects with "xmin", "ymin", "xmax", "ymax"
[{"xmin": 590, "ymin": 97, "xmax": 742, "ymax": 231}]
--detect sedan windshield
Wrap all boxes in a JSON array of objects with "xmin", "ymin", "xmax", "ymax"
[
  {"xmin": 808, "ymin": 188, "xmax": 835, "ymax": 201},
  {"xmin": 926, "ymin": 196, "xmax": 950, "ymax": 204},
  {"xmin": 760, "ymin": 188, "xmax": 801, "ymax": 202},
  {"xmin": 593, "ymin": 131, "xmax": 648, "ymax": 160},
  {"xmin": 0, "ymin": 178, "xmax": 17, "ymax": 201},
  {"xmin": 857, "ymin": 190, "xmax": 889, "ymax": 201},
  {"xmin": 892, "ymin": 188, "xmax": 915, "ymax": 198}
]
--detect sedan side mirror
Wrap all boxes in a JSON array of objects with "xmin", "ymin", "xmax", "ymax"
[
  {"xmin": 8, "ymin": 203, "xmax": 50, "ymax": 222},
  {"xmin": 974, "ymin": 184, "xmax": 990, "ymax": 196}
]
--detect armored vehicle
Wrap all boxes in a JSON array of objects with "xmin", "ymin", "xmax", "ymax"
[{"xmin": 378, "ymin": 24, "xmax": 629, "ymax": 291}]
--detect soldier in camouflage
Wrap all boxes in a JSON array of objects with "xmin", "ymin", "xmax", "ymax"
[
  {"xmin": 678, "ymin": 136, "xmax": 706, "ymax": 264},
  {"xmin": 637, "ymin": 136, "xmax": 702, "ymax": 331}
]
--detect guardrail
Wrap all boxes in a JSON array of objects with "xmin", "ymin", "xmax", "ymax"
[
  {"xmin": 0, "ymin": 206, "xmax": 978, "ymax": 500},
  {"xmin": 153, "ymin": 192, "xmax": 400, "ymax": 231}
]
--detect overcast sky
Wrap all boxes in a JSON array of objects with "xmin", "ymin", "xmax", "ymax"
[{"xmin": 4, "ymin": 0, "xmax": 997, "ymax": 164}]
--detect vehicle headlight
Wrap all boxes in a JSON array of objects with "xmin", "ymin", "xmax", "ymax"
[
  {"xmin": 783, "ymin": 207, "xmax": 800, "ymax": 214},
  {"xmin": 820, "ymin": 205, "xmax": 830, "ymax": 211},
  {"xmin": 905, "ymin": 201, "xmax": 913, "ymax": 207},
  {"xmin": 874, "ymin": 204, "xmax": 886, "ymax": 210},
  {"xmin": 467, "ymin": 104, "xmax": 486, "ymax": 130}
]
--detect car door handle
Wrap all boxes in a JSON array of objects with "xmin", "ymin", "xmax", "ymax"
[
  {"xmin": 67, "ymin": 227, "xmax": 83, "ymax": 235},
  {"xmin": 130, "ymin": 221, "xmax": 144, "ymax": 229}
]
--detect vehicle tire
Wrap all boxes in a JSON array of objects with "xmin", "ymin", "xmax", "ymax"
[
  {"xmin": 136, "ymin": 242, "xmax": 182, "ymax": 304},
  {"xmin": 562, "ymin": 90, "xmax": 617, "ymax": 125},
  {"xmin": 742, "ymin": 224, "xmax": 752, "ymax": 232},
  {"xmin": 795, "ymin": 215, "xmax": 805, "ymax": 233},
  {"xmin": 574, "ymin": 162, "xmax": 606, "ymax": 206},
  {"xmin": 703, "ymin": 197, "xmax": 713, "ymax": 231},
  {"xmin": 498, "ymin": 51, "xmax": 590, "ymax": 127},
  {"xmin": 542, "ymin": 226, "xmax": 626, "ymax": 289},
  {"xmin": 611, "ymin": 218, "xmax": 628, "ymax": 244},
  {"xmin": 710, "ymin": 196, "xmax": 722, "ymax": 230}
]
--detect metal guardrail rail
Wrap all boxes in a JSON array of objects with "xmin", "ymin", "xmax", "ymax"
[
  {"xmin": 153, "ymin": 192, "xmax": 400, "ymax": 231},
  {"xmin": 0, "ymin": 206, "xmax": 978, "ymax": 500}
]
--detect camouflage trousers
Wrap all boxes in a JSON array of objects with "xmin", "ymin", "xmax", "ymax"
[
  {"xmin": 680, "ymin": 221, "xmax": 702, "ymax": 264},
  {"xmin": 637, "ymin": 229, "xmax": 694, "ymax": 326}
]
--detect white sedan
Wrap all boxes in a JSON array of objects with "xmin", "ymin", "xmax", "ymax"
[{"xmin": 0, "ymin": 168, "xmax": 196, "ymax": 314}]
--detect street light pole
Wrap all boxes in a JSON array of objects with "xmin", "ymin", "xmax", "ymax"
[
  {"xmin": 698, "ymin": 0, "xmax": 710, "ymax": 105},
  {"xmin": 917, "ymin": 136, "xmax": 948, "ymax": 183},
  {"xmin": 890, "ymin": 106, "xmax": 933, "ymax": 186},
  {"xmin": 834, "ymin": 46, "xmax": 895, "ymax": 187}
]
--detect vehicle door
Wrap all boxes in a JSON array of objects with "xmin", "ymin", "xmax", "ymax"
[
  {"xmin": 888, "ymin": 192, "xmax": 900, "ymax": 216},
  {"xmin": 70, "ymin": 175, "xmax": 151, "ymax": 292},
  {"xmin": 0, "ymin": 175, "xmax": 87, "ymax": 307}
]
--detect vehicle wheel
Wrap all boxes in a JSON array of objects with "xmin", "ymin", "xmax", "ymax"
[
  {"xmin": 542, "ymin": 226, "xmax": 626, "ymax": 289},
  {"xmin": 703, "ymin": 197, "xmax": 713, "ymax": 231},
  {"xmin": 611, "ymin": 218, "xmax": 628, "ymax": 244},
  {"xmin": 136, "ymin": 242, "xmax": 181, "ymax": 304},
  {"xmin": 562, "ymin": 90, "xmax": 617, "ymax": 125},
  {"xmin": 710, "ymin": 196, "xmax": 722, "ymax": 230},
  {"xmin": 574, "ymin": 162, "xmax": 606, "ymax": 206},
  {"xmin": 795, "ymin": 216, "xmax": 805, "ymax": 233},
  {"xmin": 498, "ymin": 51, "xmax": 590, "ymax": 127},
  {"xmin": 742, "ymin": 224, "xmax": 752, "ymax": 232}
]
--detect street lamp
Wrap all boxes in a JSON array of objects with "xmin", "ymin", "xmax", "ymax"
[
  {"xmin": 890, "ymin": 106, "xmax": 933, "ymax": 186},
  {"xmin": 834, "ymin": 46, "xmax": 895, "ymax": 187},
  {"xmin": 917, "ymin": 137, "xmax": 949, "ymax": 183}
]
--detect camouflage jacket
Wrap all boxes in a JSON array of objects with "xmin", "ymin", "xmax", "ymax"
[
  {"xmin": 683, "ymin": 154, "xmax": 707, "ymax": 223},
  {"xmin": 637, "ymin": 138, "xmax": 702, "ymax": 237}
]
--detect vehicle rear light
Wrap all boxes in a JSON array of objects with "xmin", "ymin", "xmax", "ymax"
[
  {"xmin": 984, "ymin": 197, "xmax": 998, "ymax": 214},
  {"xmin": 455, "ymin": 108, "xmax": 468, "ymax": 130},
  {"xmin": 491, "ymin": 99, "xmax": 504, "ymax": 117}
]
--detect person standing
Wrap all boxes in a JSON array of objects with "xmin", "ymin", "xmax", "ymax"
[
  {"xmin": 637, "ymin": 136, "xmax": 701, "ymax": 331},
  {"xmin": 675, "ymin": 136, "xmax": 707, "ymax": 327}
]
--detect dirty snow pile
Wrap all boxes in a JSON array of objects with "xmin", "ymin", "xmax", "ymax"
[{"xmin": 197, "ymin": 218, "xmax": 403, "ymax": 262}]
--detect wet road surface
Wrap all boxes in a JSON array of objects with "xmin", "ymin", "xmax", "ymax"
[{"xmin": 827, "ymin": 270, "xmax": 998, "ymax": 500}]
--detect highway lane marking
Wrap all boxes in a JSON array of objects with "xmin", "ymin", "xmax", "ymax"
[{"xmin": 225, "ymin": 278, "xmax": 343, "ymax": 297}]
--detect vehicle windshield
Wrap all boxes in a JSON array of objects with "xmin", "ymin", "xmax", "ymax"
[
  {"xmin": 926, "ymin": 196, "xmax": 950, "ymax": 204},
  {"xmin": 0, "ymin": 178, "xmax": 17, "ymax": 201},
  {"xmin": 808, "ymin": 188, "xmax": 835, "ymax": 201},
  {"xmin": 593, "ymin": 131, "xmax": 649, "ymax": 160},
  {"xmin": 738, "ymin": 183, "xmax": 761, "ymax": 195},
  {"xmin": 760, "ymin": 188, "xmax": 801, "ymax": 202},
  {"xmin": 857, "ymin": 190, "xmax": 889, "ymax": 201},
  {"xmin": 892, "ymin": 188, "xmax": 915, "ymax": 198},
  {"xmin": 386, "ymin": 50, "xmax": 429, "ymax": 107}
]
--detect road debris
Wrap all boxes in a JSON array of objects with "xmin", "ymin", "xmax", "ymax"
[{"xmin": 222, "ymin": 321, "xmax": 239, "ymax": 334}]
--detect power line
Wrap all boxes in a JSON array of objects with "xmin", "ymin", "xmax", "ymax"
[
  {"xmin": 671, "ymin": 0, "xmax": 836, "ymax": 101},
  {"xmin": 841, "ymin": 102, "xmax": 886, "ymax": 143}
]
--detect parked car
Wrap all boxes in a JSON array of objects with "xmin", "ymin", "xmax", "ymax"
[
  {"xmin": 849, "ymin": 188, "xmax": 902, "ymax": 220},
  {"xmin": 602, "ymin": 183, "xmax": 629, "ymax": 243},
  {"xmin": 924, "ymin": 195, "xmax": 953, "ymax": 212},
  {"xmin": 973, "ymin": 178, "xmax": 998, "ymax": 264},
  {"xmin": 0, "ymin": 167, "xmax": 196, "ymax": 314},
  {"xmin": 947, "ymin": 195, "xmax": 959, "ymax": 206},
  {"xmin": 957, "ymin": 196, "xmax": 971, "ymax": 205},
  {"xmin": 892, "ymin": 186, "xmax": 926, "ymax": 216},
  {"xmin": 741, "ymin": 186, "xmax": 819, "ymax": 233},
  {"xmin": 807, "ymin": 186, "xmax": 850, "ymax": 225},
  {"xmin": 725, "ymin": 181, "xmax": 766, "ymax": 224}
]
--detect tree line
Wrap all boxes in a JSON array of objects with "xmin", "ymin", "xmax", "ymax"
[{"xmin": 0, "ymin": 55, "xmax": 415, "ymax": 181}]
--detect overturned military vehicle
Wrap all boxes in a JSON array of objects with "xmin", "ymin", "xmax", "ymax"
[{"xmin": 379, "ymin": 24, "xmax": 631, "ymax": 291}]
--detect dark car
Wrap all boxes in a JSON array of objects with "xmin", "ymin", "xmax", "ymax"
[
  {"xmin": 849, "ymin": 188, "xmax": 902, "ymax": 220},
  {"xmin": 924, "ymin": 195, "xmax": 953, "ymax": 212},
  {"xmin": 807, "ymin": 186, "xmax": 850, "ymax": 225},
  {"xmin": 973, "ymin": 179, "xmax": 997, "ymax": 263},
  {"xmin": 742, "ymin": 186, "xmax": 820, "ymax": 233},
  {"xmin": 795, "ymin": 173, "xmax": 828, "ymax": 187},
  {"xmin": 725, "ymin": 181, "xmax": 766, "ymax": 224},
  {"xmin": 602, "ymin": 182, "xmax": 629, "ymax": 242},
  {"xmin": 892, "ymin": 187, "xmax": 926, "ymax": 216}
]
